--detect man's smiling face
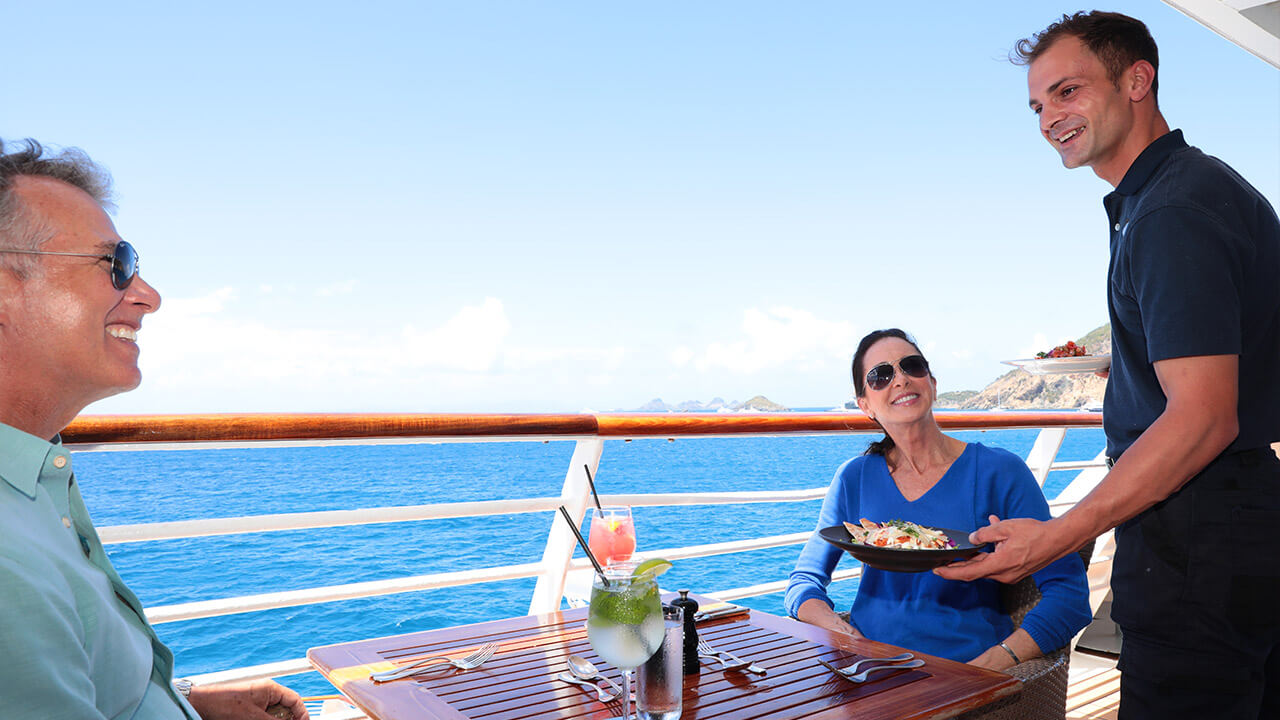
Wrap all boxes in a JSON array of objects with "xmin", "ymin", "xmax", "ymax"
[
  {"xmin": 1028, "ymin": 35, "xmax": 1135, "ymax": 181},
  {"xmin": 2, "ymin": 176, "xmax": 161, "ymax": 412}
]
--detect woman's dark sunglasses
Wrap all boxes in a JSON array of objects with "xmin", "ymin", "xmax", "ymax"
[
  {"xmin": 865, "ymin": 354, "xmax": 930, "ymax": 391},
  {"xmin": 0, "ymin": 240, "xmax": 139, "ymax": 290}
]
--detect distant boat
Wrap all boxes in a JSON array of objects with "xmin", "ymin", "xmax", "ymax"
[
  {"xmin": 1081, "ymin": 399, "xmax": 1104, "ymax": 413},
  {"xmin": 993, "ymin": 389, "xmax": 1009, "ymax": 412}
]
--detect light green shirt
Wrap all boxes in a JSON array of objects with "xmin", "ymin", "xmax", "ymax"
[{"xmin": 0, "ymin": 422, "xmax": 199, "ymax": 719}]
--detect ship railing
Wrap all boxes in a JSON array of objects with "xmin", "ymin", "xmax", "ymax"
[{"xmin": 64, "ymin": 411, "xmax": 1109, "ymax": 688}]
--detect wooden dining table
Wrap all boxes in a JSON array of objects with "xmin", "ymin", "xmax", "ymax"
[{"xmin": 307, "ymin": 596, "xmax": 1020, "ymax": 719}]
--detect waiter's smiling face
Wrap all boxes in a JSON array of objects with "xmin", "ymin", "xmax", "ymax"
[{"xmin": 1028, "ymin": 35, "xmax": 1135, "ymax": 179}]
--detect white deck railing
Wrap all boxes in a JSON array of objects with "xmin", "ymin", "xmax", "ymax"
[{"xmin": 63, "ymin": 411, "xmax": 1108, "ymax": 686}]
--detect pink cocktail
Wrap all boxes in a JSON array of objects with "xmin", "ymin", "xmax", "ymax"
[{"xmin": 588, "ymin": 506, "xmax": 637, "ymax": 567}]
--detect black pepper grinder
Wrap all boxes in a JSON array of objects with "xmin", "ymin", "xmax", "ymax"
[{"xmin": 671, "ymin": 589, "xmax": 700, "ymax": 675}]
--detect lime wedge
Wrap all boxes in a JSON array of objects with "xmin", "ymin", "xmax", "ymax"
[{"xmin": 632, "ymin": 557, "xmax": 673, "ymax": 579}]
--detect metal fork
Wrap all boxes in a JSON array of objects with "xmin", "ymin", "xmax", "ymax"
[
  {"xmin": 817, "ymin": 656, "xmax": 925, "ymax": 682},
  {"xmin": 370, "ymin": 641, "xmax": 498, "ymax": 682},
  {"xmin": 697, "ymin": 639, "xmax": 767, "ymax": 676}
]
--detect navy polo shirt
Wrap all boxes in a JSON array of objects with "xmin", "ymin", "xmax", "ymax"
[{"xmin": 1103, "ymin": 129, "xmax": 1280, "ymax": 458}]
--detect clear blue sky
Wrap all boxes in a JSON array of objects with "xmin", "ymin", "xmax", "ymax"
[{"xmin": 8, "ymin": 1, "xmax": 1279, "ymax": 412}]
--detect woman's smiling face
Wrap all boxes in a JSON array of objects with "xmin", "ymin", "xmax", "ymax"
[{"xmin": 856, "ymin": 337, "xmax": 935, "ymax": 423}]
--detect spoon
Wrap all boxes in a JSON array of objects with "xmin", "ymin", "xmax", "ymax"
[
  {"xmin": 558, "ymin": 672, "xmax": 616, "ymax": 702},
  {"xmin": 567, "ymin": 655, "xmax": 624, "ymax": 698},
  {"xmin": 827, "ymin": 652, "xmax": 915, "ymax": 675}
]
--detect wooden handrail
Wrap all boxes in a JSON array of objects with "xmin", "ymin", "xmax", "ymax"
[
  {"xmin": 61, "ymin": 411, "xmax": 1101, "ymax": 445},
  {"xmin": 60, "ymin": 413, "xmax": 599, "ymax": 444},
  {"xmin": 597, "ymin": 411, "xmax": 1102, "ymax": 435}
]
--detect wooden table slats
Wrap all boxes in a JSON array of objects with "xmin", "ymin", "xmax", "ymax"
[{"xmin": 309, "ymin": 601, "xmax": 1019, "ymax": 720}]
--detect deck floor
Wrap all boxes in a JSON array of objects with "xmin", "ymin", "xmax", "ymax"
[{"xmin": 1066, "ymin": 649, "xmax": 1120, "ymax": 719}]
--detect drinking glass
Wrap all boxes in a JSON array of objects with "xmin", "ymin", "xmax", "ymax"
[
  {"xmin": 588, "ymin": 505, "xmax": 637, "ymax": 567},
  {"xmin": 587, "ymin": 563, "xmax": 664, "ymax": 720},
  {"xmin": 636, "ymin": 604, "xmax": 683, "ymax": 720}
]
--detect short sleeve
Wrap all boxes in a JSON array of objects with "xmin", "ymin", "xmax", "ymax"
[{"xmin": 1126, "ymin": 206, "xmax": 1247, "ymax": 362}]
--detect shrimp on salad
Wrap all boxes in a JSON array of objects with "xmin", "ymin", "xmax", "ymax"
[{"xmin": 843, "ymin": 518, "xmax": 955, "ymax": 550}]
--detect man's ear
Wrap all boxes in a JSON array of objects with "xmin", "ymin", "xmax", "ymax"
[{"xmin": 1127, "ymin": 60, "xmax": 1156, "ymax": 103}]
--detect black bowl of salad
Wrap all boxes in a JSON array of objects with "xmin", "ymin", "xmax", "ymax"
[{"xmin": 819, "ymin": 519, "xmax": 985, "ymax": 573}]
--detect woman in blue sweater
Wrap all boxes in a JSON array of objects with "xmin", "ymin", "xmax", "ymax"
[{"xmin": 784, "ymin": 329, "xmax": 1091, "ymax": 670}]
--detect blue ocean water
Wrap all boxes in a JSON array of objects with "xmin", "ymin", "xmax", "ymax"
[{"xmin": 71, "ymin": 425, "xmax": 1104, "ymax": 697}]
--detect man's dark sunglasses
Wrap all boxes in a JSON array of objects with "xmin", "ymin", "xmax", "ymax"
[
  {"xmin": 0, "ymin": 240, "xmax": 139, "ymax": 290},
  {"xmin": 865, "ymin": 354, "xmax": 930, "ymax": 391}
]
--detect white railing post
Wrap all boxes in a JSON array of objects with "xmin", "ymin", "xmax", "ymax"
[
  {"xmin": 1025, "ymin": 427, "xmax": 1067, "ymax": 486},
  {"xmin": 1054, "ymin": 448, "xmax": 1111, "ymax": 508},
  {"xmin": 528, "ymin": 438, "xmax": 604, "ymax": 614}
]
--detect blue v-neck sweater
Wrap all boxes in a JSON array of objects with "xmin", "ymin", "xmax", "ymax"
[{"xmin": 784, "ymin": 443, "xmax": 1091, "ymax": 662}]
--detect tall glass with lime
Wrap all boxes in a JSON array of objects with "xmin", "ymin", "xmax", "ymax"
[{"xmin": 587, "ymin": 559, "xmax": 670, "ymax": 720}]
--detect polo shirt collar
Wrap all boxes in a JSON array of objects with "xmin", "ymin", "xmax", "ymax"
[
  {"xmin": 1113, "ymin": 129, "xmax": 1187, "ymax": 197},
  {"xmin": 0, "ymin": 421, "xmax": 61, "ymax": 499}
]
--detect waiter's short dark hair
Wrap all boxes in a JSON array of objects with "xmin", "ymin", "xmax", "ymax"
[{"xmin": 1013, "ymin": 11, "xmax": 1159, "ymax": 100}]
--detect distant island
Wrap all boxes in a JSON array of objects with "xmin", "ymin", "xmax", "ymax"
[
  {"xmin": 631, "ymin": 395, "xmax": 789, "ymax": 412},
  {"xmin": 936, "ymin": 390, "xmax": 978, "ymax": 406}
]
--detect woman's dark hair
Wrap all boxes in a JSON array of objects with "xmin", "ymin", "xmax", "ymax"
[
  {"xmin": 851, "ymin": 328, "xmax": 930, "ymax": 457},
  {"xmin": 1011, "ymin": 11, "xmax": 1160, "ymax": 102}
]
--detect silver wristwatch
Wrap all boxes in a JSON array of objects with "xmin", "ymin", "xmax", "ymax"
[{"xmin": 173, "ymin": 678, "xmax": 194, "ymax": 698}]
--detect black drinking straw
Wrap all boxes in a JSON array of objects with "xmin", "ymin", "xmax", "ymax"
[
  {"xmin": 558, "ymin": 505, "xmax": 609, "ymax": 586},
  {"xmin": 583, "ymin": 464, "xmax": 604, "ymax": 510}
]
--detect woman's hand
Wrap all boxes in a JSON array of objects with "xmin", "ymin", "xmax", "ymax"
[
  {"xmin": 796, "ymin": 598, "xmax": 864, "ymax": 638},
  {"xmin": 967, "ymin": 645, "xmax": 1016, "ymax": 671},
  {"xmin": 966, "ymin": 629, "xmax": 1040, "ymax": 672},
  {"xmin": 812, "ymin": 611, "xmax": 864, "ymax": 638}
]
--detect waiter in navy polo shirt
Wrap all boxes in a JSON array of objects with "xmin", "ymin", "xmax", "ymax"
[{"xmin": 936, "ymin": 11, "xmax": 1280, "ymax": 719}]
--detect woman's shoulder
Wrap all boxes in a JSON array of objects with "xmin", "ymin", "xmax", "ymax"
[
  {"xmin": 835, "ymin": 453, "xmax": 883, "ymax": 476},
  {"xmin": 962, "ymin": 443, "xmax": 1035, "ymax": 479},
  {"xmin": 965, "ymin": 442, "xmax": 1026, "ymax": 467},
  {"xmin": 827, "ymin": 454, "xmax": 886, "ymax": 491},
  {"xmin": 963, "ymin": 443, "xmax": 1037, "ymax": 490}
]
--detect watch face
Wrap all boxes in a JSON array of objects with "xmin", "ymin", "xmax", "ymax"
[{"xmin": 174, "ymin": 679, "xmax": 193, "ymax": 697}]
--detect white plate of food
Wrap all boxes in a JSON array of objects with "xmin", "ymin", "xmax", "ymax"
[{"xmin": 1002, "ymin": 354, "xmax": 1111, "ymax": 375}]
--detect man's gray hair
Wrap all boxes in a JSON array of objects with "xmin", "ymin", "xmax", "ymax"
[{"xmin": 0, "ymin": 138, "xmax": 114, "ymax": 277}]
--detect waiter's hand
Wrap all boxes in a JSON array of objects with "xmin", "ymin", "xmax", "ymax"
[{"xmin": 933, "ymin": 515, "xmax": 1066, "ymax": 584}]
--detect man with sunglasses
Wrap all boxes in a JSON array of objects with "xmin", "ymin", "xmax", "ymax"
[
  {"xmin": 0, "ymin": 139, "xmax": 307, "ymax": 719},
  {"xmin": 935, "ymin": 12, "xmax": 1280, "ymax": 719}
]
